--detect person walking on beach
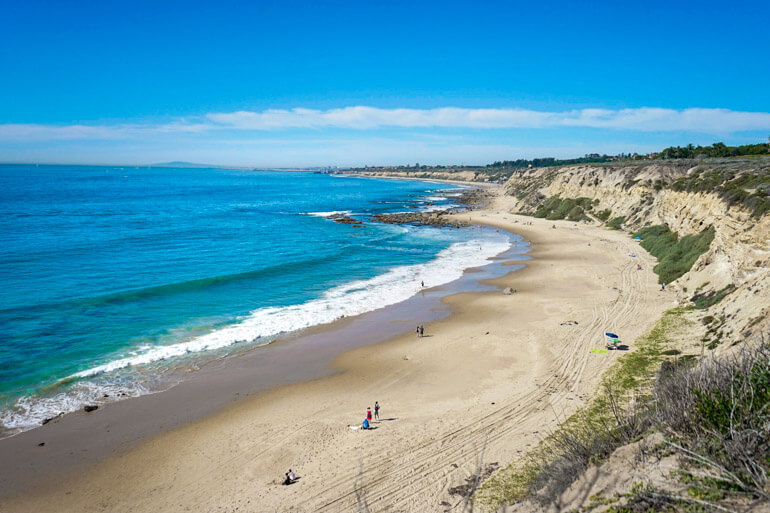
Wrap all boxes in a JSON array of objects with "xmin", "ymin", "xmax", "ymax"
[
  {"xmin": 366, "ymin": 407, "xmax": 372, "ymax": 423},
  {"xmin": 374, "ymin": 401, "xmax": 380, "ymax": 420},
  {"xmin": 416, "ymin": 326, "xmax": 421, "ymax": 338},
  {"xmin": 419, "ymin": 325, "xmax": 424, "ymax": 337}
]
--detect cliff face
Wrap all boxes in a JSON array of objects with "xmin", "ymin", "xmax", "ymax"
[{"xmin": 502, "ymin": 158, "xmax": 770, "ymax": 353}]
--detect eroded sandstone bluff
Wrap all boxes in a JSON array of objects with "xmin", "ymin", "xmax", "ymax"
[{"xmin": 502, "ymin": 157, "xmax": 770, "ymax": 355}]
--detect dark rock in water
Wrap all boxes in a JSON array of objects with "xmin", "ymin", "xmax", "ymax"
[
  {"xmin": 83, "ymin": 405, "xmax": 99, "ymax": 413},
  {"xmin": 325, "ymin": 213, "xmax": 361, "ymax": 225},
  {"xmin": 372, "ymin": 211, "xmax": 469, "ymax": 228},
  {"xmin": 42, "ymin": 413, "xmax": 64, "ymax": 425}
]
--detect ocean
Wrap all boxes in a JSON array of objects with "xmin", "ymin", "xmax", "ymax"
[{"xmin": 0, "ymin": 165, "xmax": 514, "ymax": 437}]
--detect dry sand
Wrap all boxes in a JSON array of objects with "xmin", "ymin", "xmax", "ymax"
[{"xmin": 0, "ymin": 195, "xmax": 674, "ymax": 512}]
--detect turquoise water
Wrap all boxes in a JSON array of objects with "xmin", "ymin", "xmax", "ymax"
[{"xmin": 0, "ymin": 165, "xmax": 512, "ymax": 435}]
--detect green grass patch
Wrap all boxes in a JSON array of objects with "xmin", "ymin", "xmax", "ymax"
[{"xmin": 633, "ymin": 225, "xmax": 715, "ymax": 284}]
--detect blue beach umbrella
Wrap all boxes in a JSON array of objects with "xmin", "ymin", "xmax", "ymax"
[{"xmin": 605, "ymin": 332, "xmax": 619, "ymax": 338}]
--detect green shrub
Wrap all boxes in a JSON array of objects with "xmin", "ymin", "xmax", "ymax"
[
  {"xmin": 547, "ymin": 198, "xmax": 576, "ymax": 220},
  {"xmin": 567, "ymin": 206, "xmax": 586, "ymax": 221},
  {"xmin": 595, "ymin": 209, "xmax": 612, "ymax": 222},
  {"xmin": 656, "ymin": 345, "xmax": 770, "ymax": 501},
  {"xmin": 633, "ymin": 225, "xmax": 715, "ymax": 284},
  {"xmin": 534, "ymin": 196, "xmax": 590, "ymax": 221},
  {"xmin": 691, "ymin": 284, "xmax": 735, "ymax": 309},
  {"xmin": 534, "ymin": 196, "xmax": 563, "ymax": 218},
  {"xmin": 606, "ymin": 216, "xmax": 625, "ymax": 229}
]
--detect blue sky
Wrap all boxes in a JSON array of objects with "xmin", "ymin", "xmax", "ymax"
[{"xmin": 1, "ymin": 0, "xmax": 769, "ymax": 166}]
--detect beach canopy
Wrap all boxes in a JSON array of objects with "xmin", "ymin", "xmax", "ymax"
[{"xmin": 605, "ymin": 332, "xmax": 619, "ymax": 338}]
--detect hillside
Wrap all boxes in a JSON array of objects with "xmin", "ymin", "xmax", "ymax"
[{"xmin": 486, "ymin": 157, "xmax": 770, "ymax": 512}]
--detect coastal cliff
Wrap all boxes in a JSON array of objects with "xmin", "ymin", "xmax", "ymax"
[
  {"xmin": 490, "ymin": 157, "xmax": 770, "ymax": 512},
  {"xmin": 502, "ymin": 158, "xmax": 770, "ymax": 354}
]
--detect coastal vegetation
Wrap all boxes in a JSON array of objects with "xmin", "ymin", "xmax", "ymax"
[
  {"xmin": 632, "ymin": 225, "xmax": 715, "ymax": 284},
  {"xmin": 659, "ymin": 141, "xmax": 770, "ymax": 160},
  {"xmin": 668, "ymin": 165, "xmax": 770, "ymax": 217},
  {"xmin": 533, "ymin": 196, "xmax": 594, "ymax": 221},
  {"xmin": 692, "ymin": 284, "xmax": 735, "ymax": 310},
  {"xmin": 479, "ymin": 312, "xmax": 770, "ymax": 512},
  {"xmin": 606, "ymin": 216, "xmax": 625, "ymax": 230},
  {"xmin": 488, "ymin": 155, "xmax": 621, "ymax": 169}
]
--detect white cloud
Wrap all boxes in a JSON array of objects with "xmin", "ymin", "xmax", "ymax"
[
  {"xmin": 1, "ymin": 106, "xmax": 769, "ymax": 143},
  {"xmin": 206, "ymin": 106, "xmax": 770, "ymax": 132}
]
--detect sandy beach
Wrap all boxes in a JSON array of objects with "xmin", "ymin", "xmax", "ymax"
[{"xmin": 0, "ymin": 193, "xmax": 673, "ymax": 513}]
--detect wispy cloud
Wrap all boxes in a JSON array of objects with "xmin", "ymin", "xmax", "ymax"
[
  {"xmin": 1, "ymin": 106, "xmax": 769, "ymax": 142},
  {"xmin": 206, "ymin": 106, "xmax": 770, "ymax": 132}
]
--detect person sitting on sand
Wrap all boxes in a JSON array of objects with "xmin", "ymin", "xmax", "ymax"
[
  {"xmin": 289, "ymin": 469, "xmax": 296, "ymax": 482},
  {"xmin": 362, "ymin": 418, "xmax": 370, "ymax": 429},
  {"xmin": 283, "ymin": 472, "xmax": 292, "ymax": 485}
]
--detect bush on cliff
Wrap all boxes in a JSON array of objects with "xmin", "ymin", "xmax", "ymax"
[
  {"xmin": 533, "ymin": 196, "xmax": 592, "ymax": 221},
  {"xmin": 606, "ymin": 216, "xmax": 625, "ymax": 230},
  {"xmin": 633, "ymin": 225, "xmax": 715, "ymax": 284}
]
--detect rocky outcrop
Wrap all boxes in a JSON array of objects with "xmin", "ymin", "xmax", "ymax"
[
  {"xmin": 372, "ymin": 211, "xmax": 469, "ymax": 227},
  {"xmin": 325, "ymin": 213, "xmax": 363, "ymax": 227}
]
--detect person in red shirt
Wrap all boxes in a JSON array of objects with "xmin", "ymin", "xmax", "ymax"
[{"xmin": 366, "ymin": 407, "xmax": 372, "ymax": 422}]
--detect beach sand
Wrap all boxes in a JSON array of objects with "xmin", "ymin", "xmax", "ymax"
[{"xmin": 0, "ymin": 195, "xmax": 673, "ymax": 512}]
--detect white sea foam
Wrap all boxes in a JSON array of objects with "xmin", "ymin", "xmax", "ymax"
[
  {"xmin": 305, "ymin": 210, "xmax": 352, "ymax": 217},
  {"xmin": 0, "ymin": 381, "xmax": 148, "ymax": 434},
  {"xmin": 71, "ymin": 235, "xmax": 510, "ymax": 379},
  {"xmin": 1, "ymin": 234, "xmax": 511, "ymax": 436},
  {"xmin": 419, "ymin": 204, "xmax": 453, "ymax": 213},
  {"xmin": 422, "ymin": 195, "xmax": 448, "ymax": 202}
]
